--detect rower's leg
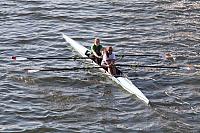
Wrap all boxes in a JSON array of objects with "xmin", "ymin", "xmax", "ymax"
[
  {"xmin": 97, "ymin": 58, "xmax": 102, "ymax": 65},
  {"xmin": 89, "ymin": 54, "xmax": 96, "ymax": 62},
  {"xmin": 110, "ymin": 66, "xmax": 116, "ymax": 75},
  {"xmin": 108, "ymin": 67, "xmax": 112, "ymax": 75},
  {"xmin": 112, "ymin": 67, "xmax": 117, "ymax": 75}
]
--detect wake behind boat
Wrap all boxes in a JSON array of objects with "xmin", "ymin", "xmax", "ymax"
[{"xmin": 62, "ymin": 34, "xmax": 149, "ymax": 105}]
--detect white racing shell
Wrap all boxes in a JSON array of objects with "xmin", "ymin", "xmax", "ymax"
[{"xmin": 62, "ymin": 34, "xmax": 149, "ymax": 105}]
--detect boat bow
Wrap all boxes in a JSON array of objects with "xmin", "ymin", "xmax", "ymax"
[{"xmin": 116, "ymin": 77, "xmax": 149, "ymax": 104}]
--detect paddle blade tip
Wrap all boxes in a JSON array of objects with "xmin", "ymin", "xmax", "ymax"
[
  {"xmin": 185, "ymin": 65, "xmax": 196, "ymax": 71},
  {"xmin": 13, "ymin": 57, "xmax": 27, "ymax": 61},
  {"xmin": 24, "ymin": 69, "xmax": 40, "ymax": 73}
]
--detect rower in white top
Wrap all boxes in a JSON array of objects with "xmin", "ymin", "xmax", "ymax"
[{"xmin": 101, "ymin": 46, "xmax": 117, "ymax": 75}]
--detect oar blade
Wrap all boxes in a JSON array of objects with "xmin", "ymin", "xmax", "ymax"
[
  {"xmin": 180, "ymin": 65, "xmax": 196, "ymax": 71},
  {"xmin": 12, "ymin": 56, "xmax": 28, "ymax": 61},
  {"xmin": 26, "ymin": 69, "xmax": 41, "ymax": 73}
]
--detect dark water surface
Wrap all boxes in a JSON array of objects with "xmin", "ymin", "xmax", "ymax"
[{"xmin": 0, "ymin": 0, "xmax": 200, "ymax": 132}]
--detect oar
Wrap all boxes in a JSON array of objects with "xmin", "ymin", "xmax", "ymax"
[
  {"xmin": 12, "ymin": 53, "xmax": 175, "ymax": 61},
  {"xmin": 11, "ymin": 56, "xmax": 90, "ymax": 61},
  {"xmin": 116, "ymin": 64, "xmax": 195, "ymax": 70},
  {"xmin": 117, "ymin": 53, "xmax": 175, "ymax": 61},
  {"xmin": 24, "ymin": 64, "xmax": 197, "ymax": 73},
  {"xmin": 116, "ymin": 54, "xmax": 159, "ymax": 57},
  {"xmin": 24, "ymin": 66, "xmax": 103, "ymax": 73}
]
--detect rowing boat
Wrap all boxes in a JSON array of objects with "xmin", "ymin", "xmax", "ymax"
[{"xmin": 62, "ymin": 34, "xmax": 149, "ymax": 105}]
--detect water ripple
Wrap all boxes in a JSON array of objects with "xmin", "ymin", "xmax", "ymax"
[{"xmin": 1, "ymin": 0, "xmax": 200, "ymax": 132}]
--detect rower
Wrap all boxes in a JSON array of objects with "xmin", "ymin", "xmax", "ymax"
[
  {"xmin": 89, "ymin": 38, "xmax": 103, "ymax": 65},
  {"xmin": 101, "ymin": 46, "xmax": 117, "ymax": 75}
]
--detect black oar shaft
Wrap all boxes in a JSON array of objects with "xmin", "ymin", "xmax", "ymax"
[
  {"xmin": 116, "ymin": 54, "xmax": 159, "ymax": 57},
  {"xmin": 116, "ymin": 64, "xmax": 179, "ymax": 69},
  {"xmin": 26, "ymin": 57, "xmax": 89, "ymax": 60},
  {"xmin": 13, "ymin": 54, "xmax": 161, "ymax": 61},
  {"xmin": 25, "ymin": 66, "xmax": 103, "ymax": 72}
]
